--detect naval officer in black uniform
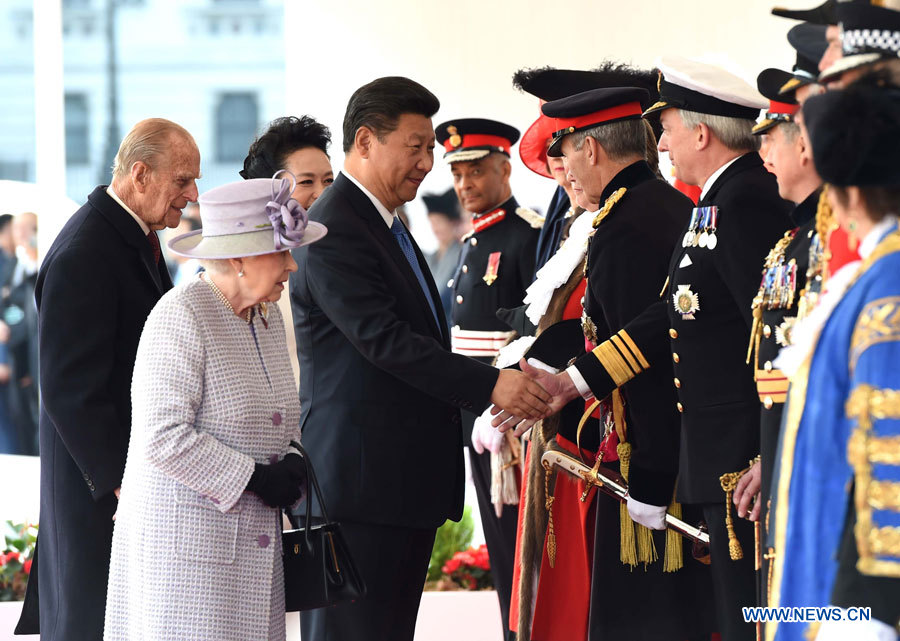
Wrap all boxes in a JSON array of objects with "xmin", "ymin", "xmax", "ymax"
[
  {"xmin": 542, "ymin": 85, "xmax": 717, "ymax": 640},
  {"xmin": 435, "ymin": 117, "xmax": 540, "ymax": 640},
  {"xmin": 732, "ymin": 63, "xmax": 824, "ymax": 606},
  {"xmin": 494, "ymin": 57, "xmax": 792, "ymax": 641}
]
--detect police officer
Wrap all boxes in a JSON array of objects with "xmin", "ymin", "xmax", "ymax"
[
  {"xmin": 496, "ymin": 58, "xmax": 792, "ymax": 641},
  {"xmin": 435, "ymin": 117, "xmax": 540, "ymax": 640}
]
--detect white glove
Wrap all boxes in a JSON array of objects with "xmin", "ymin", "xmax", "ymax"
[
  {"xmin": 526, "ymin": 357, "xmax": 559, "ymax": 375},
  {"xmin": 626, "ymin": 493, "xmax": 667, "ymax": 530},
  {"xmin": 816, "ymin": 615, "xmax": 898, "ymax": 641},
  {"xmin": 471, "ymin": 405, "xmax": 505, "ymax": 455}
]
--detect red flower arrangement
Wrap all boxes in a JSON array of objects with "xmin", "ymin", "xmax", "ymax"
[
  {"xmin": 440, "ymin": 544, "xmax": 492, "ymax": 591},
  {"xmin": 1, "ymin": 521, "xmax": 37, "ymax": 601}
]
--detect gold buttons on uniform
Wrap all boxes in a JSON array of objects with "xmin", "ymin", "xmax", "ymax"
[
  {"xmin": 462, "ymin": 265, "xmax": 468, "ymax": 273},
  {"xmin": 763, "ymin": 325, "xmax": 772, "ymax": 338},
  {"xmin": 677, "ymin": 402, "xmax": 684, "ymax": 413},
  {"xmin": 672, "ymin": 353, "xmax": 680, "ymax": 363},
  {"xmin": 674, "ymin": 377, "xmax": 681, "ymax": 388},
  {"xmin": 764, "ymin": 396, "xmax": 774, "ymax": 410},
  {"xmin": 470, "ymin": 238, "xmax": 478, "ymax": 247},
  {"xmin": 764, "ymin": 360, "xmax": 773, "ymax": 372},
  {"xmin": 456, "ymin": 295, "xmax": 463, "ymax": 304},
  {"xmin": 447, "ymin": 279, "xmax": 454, "ymax": 288},
  {"xmin": 669, "ymin": 328, "xmax": 678, "ymax": 339}
]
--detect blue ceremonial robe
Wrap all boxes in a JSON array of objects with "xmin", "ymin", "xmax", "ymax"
[{"xmin": 769, "ymin": 223, "xmax": 900, "ymax": 641}]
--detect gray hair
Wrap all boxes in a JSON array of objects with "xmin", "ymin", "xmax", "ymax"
[
  {"xmin": 570, "ymin": 118, "xmax": 647, "ymax": 162},
  {"xmin": 679, "ymin": 109, "xmax": 760, "ymax": 153},
  {"xmin": 778, "ymin": 121, "xmax": 801, "ymax": 143},
  {"xmin": 198, "ymin": 259, "xmax": 232, "ymax": 275},
  {"xmin": 112, "ymin": 118, "xmax": 194, "ymax": 179}
]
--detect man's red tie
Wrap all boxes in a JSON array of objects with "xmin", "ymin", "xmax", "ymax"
[{"xmin": 147, "ymin": 231, "xmax": 161, "ymax": 264}]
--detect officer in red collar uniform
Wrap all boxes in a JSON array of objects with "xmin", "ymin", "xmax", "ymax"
[{"xmin": 435, "ymin": 117, "xmax": 540, "ymax": 641}]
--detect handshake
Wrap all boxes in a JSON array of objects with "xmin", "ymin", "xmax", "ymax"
[
  {"xmin": 486, "ymin": 358, "xmax": 584, "ymax": 437},
  {"xmin": 483, "ymin": 358, "xmax": 670, "ymax": 533}
]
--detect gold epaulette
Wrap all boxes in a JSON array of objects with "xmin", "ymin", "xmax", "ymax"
[
  {"xmin": 515, "ymin": 206, "xmax": 545, "ymax": 229},
  {"xmin": 593, "ymin": 188, "xmax": 627, "ymax": 228}
]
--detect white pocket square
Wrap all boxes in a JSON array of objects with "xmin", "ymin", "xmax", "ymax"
[{"xmin": 679, "ymin": 254, "xmax": 693, "ymax": 268}]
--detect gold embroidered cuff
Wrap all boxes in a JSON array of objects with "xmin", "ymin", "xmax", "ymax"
[{"xmin": 591, "ymin": 330, "xmax": 649, "ymax": 387}]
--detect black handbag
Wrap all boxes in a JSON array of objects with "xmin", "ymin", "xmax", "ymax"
[{"xmin": 282, "ymin": 443, "xmax": 366, "ymax": 611}]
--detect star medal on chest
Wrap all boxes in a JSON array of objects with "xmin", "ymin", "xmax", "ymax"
[
  {"xmin": 775, "ymin": 316, "xmax": 796, "ymax": 347},
  {"xmin": 483, "ymin": 251, "xmax": 501, "ymax": 286},
  {"xmin": 673, "ymin": 284, "xmax": 700, "ymax": 320}
]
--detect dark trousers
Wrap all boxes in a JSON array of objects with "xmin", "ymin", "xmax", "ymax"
[
  {"xmin": 300, "ymin": 521, "xmax": 436, "ymax": 641},
  {"xmin": 469, "ymin": 445, "xmax": 519, "ymax": 641},
  {"xmin": 701, "ymin": 503, "xmax": 758, "ymax": 641}
]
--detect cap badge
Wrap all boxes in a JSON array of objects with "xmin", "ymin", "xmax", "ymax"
[{"xmin": 447, "ymin": 125, "xmax": 462, "ymax": 149}]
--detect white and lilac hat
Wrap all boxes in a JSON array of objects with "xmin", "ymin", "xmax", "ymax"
[{"xmin": 168, "ymin": 171, "xmax": 327, "ymax": 259}]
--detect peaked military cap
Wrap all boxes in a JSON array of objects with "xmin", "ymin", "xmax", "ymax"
[
  {"xmin": 541, "ymin": 86, "xmax": 650, "ymax": 157},
  {"xmin": 803, "ymin": 75, "xmax": 900, "ymax": 186},
  {"xmin": 820, "ymin": 0, "xmax": 900, "ymax": 81},
  {"xmin": 779, "ymin": 23, "xmax": 829, "ymax": 95},
  {"xmin": 753, "ymin": 69, "xmax": 801, "ymax": 135},
  {"xmin": 516, "ymin": 63, "xmax": 661, "ymax": 176},
  {"xmin": 771, "ymin": 0, "xmax": 837, "ymax": 24},
  {"xmin": 435, "ymin": 118, "xmax": 520, "ymax": 163},
  {"xmin": 643, "ymin": 56, "xmax": 767, "ymax": 120}
]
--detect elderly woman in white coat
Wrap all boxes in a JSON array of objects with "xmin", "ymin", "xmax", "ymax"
[{"xmin": 104, "ymin": 173, "xmax": 326, "ymax": 640}]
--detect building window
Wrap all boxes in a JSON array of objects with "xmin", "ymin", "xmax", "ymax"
[
  {"xmin": 215, "ymin": 92, "xmax": 257, "ymax": 163},
  {"xmin": 65, "ymin": 93, "xmax": 90, "ymax": 165}
]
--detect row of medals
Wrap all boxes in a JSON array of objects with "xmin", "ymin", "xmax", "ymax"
[{"xmin": 682, "ymin": 207, "xmax": 719, "ymax": 250}]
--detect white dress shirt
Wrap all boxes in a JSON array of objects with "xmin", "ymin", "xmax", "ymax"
[{"xmin": 106, "ymin": 186, "xmax": 150, "ymax": 235}]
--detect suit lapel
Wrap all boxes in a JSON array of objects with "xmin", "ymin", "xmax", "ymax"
[
  {"xmin": 334, "ymin": 175, "xmax": 447, "ymax": 343},
  {"xmin": 88, "ymin": 187, "xmax": 167, "ymax": 294},
  {"xmin": 698, "ymin": 153, "xmax": 762, "ymax": 207}
]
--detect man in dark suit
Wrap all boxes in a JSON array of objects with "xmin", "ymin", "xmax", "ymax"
[
  {"xmin": 291, "ymin": 76, "xmax": 552, "ymax": 641},
  {"xmin": 16, "ymin": 118, "xmax": 200, "ymax": 639},
  {"xmin": 494, "ymin": 58, "xmax": 792, "ymax": 641}
]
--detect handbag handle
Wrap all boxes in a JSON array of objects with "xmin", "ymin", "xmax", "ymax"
[{"xmin": 285, "ymin": 442, "xmax": 332, "ymax": 551}]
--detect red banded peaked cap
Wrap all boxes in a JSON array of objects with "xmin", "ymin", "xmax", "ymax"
[
  {"xmin": 541, "ymin": 86, "xmax": 649, "ymax": 157},
  {"xmin": 435, "ymin": 118, "xmax": 520, "ymax": 163}
]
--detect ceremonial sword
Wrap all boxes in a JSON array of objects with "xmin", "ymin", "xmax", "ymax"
[{"xmin": 541, "ymin": 449, "xmax": 710, "ymax": 546}]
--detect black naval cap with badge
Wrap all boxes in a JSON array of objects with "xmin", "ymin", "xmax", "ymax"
[
  {"xmin": 643, "ymin": 56, "xmax": 767, "ymax": 120},
  {"xmin": 435, "ymin": 118, "xmax": 520, "ymax": 164},
  {"xmin": 778, "ymin": 22, "xmax": 829, "ymax": 97},
  {"xmin": 819, "ymin": 0, "xmax": 900, "ymax": 83},
  {"xmin": 541, "ymin": 86, "xmax": 651, "ymax": 157}
]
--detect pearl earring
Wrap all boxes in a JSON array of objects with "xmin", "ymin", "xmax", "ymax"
[{"xmin": 238, "ymin": 269, "xmax": 245, "ymax": 277}]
